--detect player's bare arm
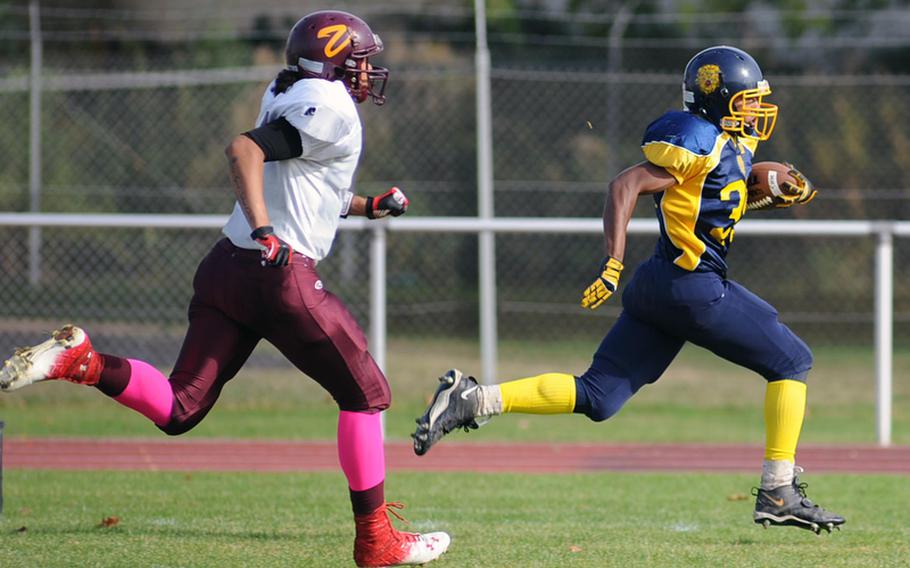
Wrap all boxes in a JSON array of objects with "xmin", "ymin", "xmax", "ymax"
[
  {"xmin": 581, "ymin": 162, "xmax": 676, "ymax": 310},
  {"xmin": 225, "ymin": 135, "xmax": 269, "ymax": 230},
  {"xmin": 224, "ymin": 133, "xmax": 293, "ymax": 267},
  {"xmin": 602, "ymin": 161, "xmax": 677, "ymax": 261}
]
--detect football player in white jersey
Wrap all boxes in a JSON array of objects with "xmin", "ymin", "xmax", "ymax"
[{"xmin": 0, "ymin": 11, "xmax": 449, "ymax": 567}]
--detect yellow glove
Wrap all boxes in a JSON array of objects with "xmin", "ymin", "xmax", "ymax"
[
  {"xmin": 581, "ymin": 256, "xmax": 624, "ymax": 310},
  {"xmin": 775, "ymin": 163, "xmax": 817, "ymax": 207}
]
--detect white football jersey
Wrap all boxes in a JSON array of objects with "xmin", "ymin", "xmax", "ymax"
[{"xmin": 222, "ymin": 78, "xmax": 362, "ymax": 261}]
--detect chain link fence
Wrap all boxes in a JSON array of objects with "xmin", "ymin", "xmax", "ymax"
[{"xmin": 1, "ymin": 3, "xmax": 909, "ymax": 369}]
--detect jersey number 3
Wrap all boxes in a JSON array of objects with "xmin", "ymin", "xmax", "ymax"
[{"xmin": 710, "ymin": 180, "xmax": 747, "ymax": 246}]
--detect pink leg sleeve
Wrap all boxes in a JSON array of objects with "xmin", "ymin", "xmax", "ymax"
[
  {"xmin": 112, "ymin": 359, "xmax": 174, "ymax": 427},
  {"xmin": 337, "ymin": 410, "xmax": 386, "ymax": 491}
]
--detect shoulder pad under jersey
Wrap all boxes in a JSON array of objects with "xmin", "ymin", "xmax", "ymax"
[{"xmin": 641, "ymin": 110, "xmax": 720, "ymax": 157}]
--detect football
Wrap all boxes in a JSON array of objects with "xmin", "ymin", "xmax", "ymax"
[{"xmin": 746, "ymin": 161, "xmax": 798, "ymax": 209}]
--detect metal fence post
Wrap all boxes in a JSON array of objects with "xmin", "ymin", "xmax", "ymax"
[
  {"xmin": 874, "ymin": 228, "xmax": 893, "ymax": 447},
  {"xmin": 369, "ymin": 223, "xmax": 387, "ymax": 373},
  {"xmin": 475, "ymin": 0, "xmax": 498, "ymax": 385},
  {"xmin": 28, "ymin": 0, "xmax": 43, "ymax": 286},
  {"xmin": 0, "ymin": 420, "xmax": 4, "ymax": 515},
  {"xmin": 369, "ymin": 224, "xmax": 388, "ymax": 438},
  {"xmin": 606, "ymin": 2, "xmax": 637, "ymax": 176}
]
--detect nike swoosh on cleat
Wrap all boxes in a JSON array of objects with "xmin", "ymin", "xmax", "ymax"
[
  {"xmin": 460, "ymin": 385, "xmax": 479, "ymax": 400},
  {"xmin": 426, "ymin": 380, "xmax": 457, "ymax": 427},
  {"xmin": 769, "ymin": 496, "xmax": 786, "ymax": 507}
]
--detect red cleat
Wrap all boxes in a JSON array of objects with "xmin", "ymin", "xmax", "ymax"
[
  {"xmin": 353, "ymin": 502, "xmax": 450, "ymax": 567},
  {"xmin": 0, "ymin": 325, "xmax": 102, "ymax": 392}
]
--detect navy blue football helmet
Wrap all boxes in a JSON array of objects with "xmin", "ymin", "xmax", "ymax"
[{"xmin": 682, "ymin": 46, "xmax": 778, "ymax": 140}]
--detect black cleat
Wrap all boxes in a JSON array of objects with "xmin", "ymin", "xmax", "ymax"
[
  {"xmin": 753, "ymin": 469, "xmax": 846, "ymax": 534},
  {"xmin": 412, "ymin": 369, "xmax": 482, "ymax": 456}
]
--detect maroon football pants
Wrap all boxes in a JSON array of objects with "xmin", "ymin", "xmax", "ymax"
[{"xmin": 160, "ymin": 238, "xmax": 390, "ymax": 435}]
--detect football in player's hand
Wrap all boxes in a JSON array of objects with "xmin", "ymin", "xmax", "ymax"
[{"xmin": 746, "ymin": 161, "xmax": 801, "ymax": 209}]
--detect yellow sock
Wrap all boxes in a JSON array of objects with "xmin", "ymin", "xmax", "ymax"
[
  {"xmin": 499, "ymin": 373, "xmax": 576, "ymax": 414},
  {"xmin": 764, "ymin": 379, "xmax": 807, "ymax": 462}
]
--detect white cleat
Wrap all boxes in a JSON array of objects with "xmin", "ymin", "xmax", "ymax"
[
  {"xmin": 398, "ymin": 531, "xmax": 451, "ymax": 566},
  {"xmin": 0, "ymin": 325, "xmax": 100, "ymax": 392}
]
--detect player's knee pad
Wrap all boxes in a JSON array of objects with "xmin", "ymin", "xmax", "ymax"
[
  {"xmin": 363, "ymin": 395, "xmax": 391, "ymax": 414},
  {"xmin": 769, "ymin": 337, "xmax": 813, "ymax": 383},
  {"xmin": 159, "ymin": 422, "xmax": 189, "ymax": 436},
  {"xmin": 338, "ymin": 391, "xmax": 391, "ymax": 414},
  {"xmin": 576, "ymin": 370, "xmax": 633, "ymax": 422},
  {"xmin": 158, "ymin": 418, "xmax": 195, "ymax": 436},
  {"xmin": 584, "ymin": 400, "xmax": 625, "ymax": 422},
  {"xmin": 376, "ymin": 389, "xmax": 391, "ymax": 411},
  {"xmin": 157, "ymin": 410, "xmax": 207, "ymax": 436},
  {"xmin": 796, "ymin": 342, "xmax": 813, "ymax": 381}
]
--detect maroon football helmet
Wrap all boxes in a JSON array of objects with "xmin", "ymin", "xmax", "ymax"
[{"xmin": 285, "ymin": 11, "xmax": 388, "ymax": 105}]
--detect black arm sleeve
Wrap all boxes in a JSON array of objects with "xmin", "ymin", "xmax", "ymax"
[{"xmin": 242, "ymin": 117, "xmax": 303, "ymax": 162}]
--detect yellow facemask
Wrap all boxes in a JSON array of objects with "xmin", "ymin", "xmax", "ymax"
[{"xmin": 720, "ymin": 79, "xmax": 778, "ymax": 141}]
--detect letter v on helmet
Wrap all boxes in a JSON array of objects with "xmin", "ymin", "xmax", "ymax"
[{"xmin": 318, "ymin": 24, "xmax": 352, "ymax": 58}]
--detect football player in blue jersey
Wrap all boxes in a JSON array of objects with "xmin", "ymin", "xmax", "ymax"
[{"xmin": 412, "ymin": 45, "xmax": 844, "ymax": 534}]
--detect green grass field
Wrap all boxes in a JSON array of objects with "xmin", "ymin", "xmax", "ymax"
[
  {"xmin": 1, "ymin": 470, "xmax": 908, "ymax": 567},
  {"xmin": 1, "ymin": 338, "xmax": 908, "ymax": 566}
]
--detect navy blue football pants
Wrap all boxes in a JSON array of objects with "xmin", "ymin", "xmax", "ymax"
[{"xmin": 574, "ymin": 256, "xmax": 812, "ymax": 422}]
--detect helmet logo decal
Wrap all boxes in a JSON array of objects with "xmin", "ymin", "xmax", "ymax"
[
  {"xmin": 317, "ymin": 24, "xmax": 352, "ymax": 58},
  {"xmin": 696, "ymin": 64, "xmax": 721, "ymax": 95}
]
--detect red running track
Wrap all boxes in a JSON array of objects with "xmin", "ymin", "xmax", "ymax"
[{"xmin": 4, "ymin": 438, "xmax": 910, "ymax": 474}]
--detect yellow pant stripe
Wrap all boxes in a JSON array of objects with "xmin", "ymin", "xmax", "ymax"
[
  {"xmin": 764, "ymin": 379, "xmax": 807, "ymax": 462},
  {"xmin": 500, "ymin": 373, "xmax": 576, "ymax": 415}
]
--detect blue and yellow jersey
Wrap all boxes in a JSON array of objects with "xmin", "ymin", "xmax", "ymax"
[{"xmin": 641, "ymin": 110, "xmax": 758, "ymax": 275}]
